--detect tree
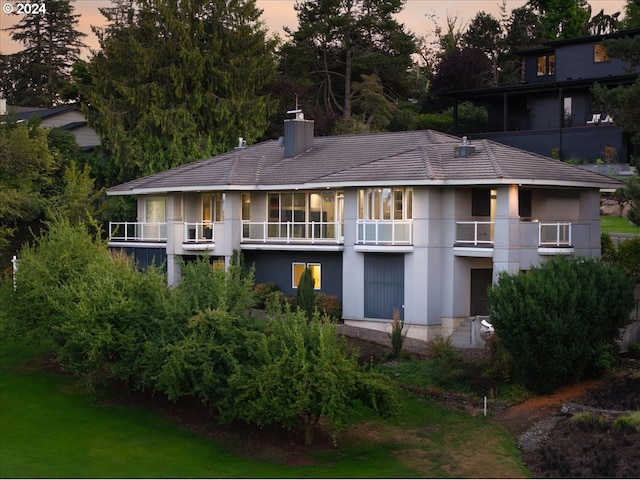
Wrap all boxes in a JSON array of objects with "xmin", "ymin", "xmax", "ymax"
[
  {"xmin": 621, "ymin": 0, "xmax": 640, "ymax": 29},
  {"xmin": 1, "ymin": 0, "xmax": 86, "ymax": 106},
  {"xmin": 528, "ymin": 0, "xmax": 591, "ymax": 40},
  {"xmin": 279, "ymin": 0, "xmax": 416, "ymax": 132},
  {"xmin": 293, "ymin": 267, "xmax": 316, "ymax": 320},
  {"xmin": 81, "ymin": 0, "xmax": 277, "ymax": 184},
  {"xmin": 224, "ymin": 310, "xmax": 401, "ymax": 445},
  {"xmin": 427, "ymin": 48, "xmax": 492, "ymax": 111},
  {"xmin": 0, "ymin": 120, "xmax": 53, "ymax": 260},
  {"xmin": 488, "ymin": 256, "xmax": 635, "ymax": 393},
  {"xmin": 463, "ymin": 12, "xmax": 504, "ymax": 84},
  {"xmin": 592, "ymin": 35, "xmax": 640, "ymax": 145}
]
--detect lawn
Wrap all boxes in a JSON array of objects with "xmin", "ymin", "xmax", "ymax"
[
  {"xmin": 0, "ymin": 335, "xmax": 530, "ymax": 478},
  {"xmin": 601, "ymin": 215, "xmax": 640, "ymax": 235}
]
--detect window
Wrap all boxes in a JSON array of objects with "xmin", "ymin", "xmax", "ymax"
[
  {"xmin": 536, "ymin": 54, "xmax": 555, "ymax": 76},
  {"xmin": 292, "ymin": 262, "xmax": 321, "ymax": 289},
  {"xmin": 519, "ymin": 190, "xmax": 532, "ymax": 218},
  {"xmin": 266, "ymin": 191, "xmax": 343, "ymax": 239},
  {"xmin": 241, "ymin": 193, "xmax": 250, "ymax": 221},
  {"xmin": 471, "ymin": 189, "xmax": 491, "ymax": 217},
  {"xmin": 594, "ymin": 43, "xmax": 609, "ymax": 63},
  {"xmin": 358, "ymin": 188, "xmax": 413, "ymax": 220},
  {"xmin": 563, "ymin": 97, "xmax": 572, "ymax": 127},
  {"xmin": 202, "ymin": 193, "xmax": 223, "ymax": 222},
  {"xmin": 145, "ymin": 196, "xmax": 166, "ymax": 223}
]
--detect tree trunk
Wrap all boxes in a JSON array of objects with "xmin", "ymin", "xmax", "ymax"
[{"xmin": 304, "ymin": 423, "xmax": 314, "ymax": 446}]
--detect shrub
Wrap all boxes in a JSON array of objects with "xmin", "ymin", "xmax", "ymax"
[
  {"xmin": 627, "ymin": 342, "xmax": 640, "ymax": 359},
  {"xmin": 253, "ymin": 282, "xmax": 278, "ymax": 309},
  {"xmin": 488, "ymin": 255, "xmax": 635, "ymax": 393},
  {"xmin": 314, "ymin": 293, "xmax": 342, "ymax": 321},
  {"xmin": 388, "ymin": 308, "xmax": 405, "ymax": 359},
  {"xmin": 614, "ymin": 412, "xmax": 640, "ymax": 432}
]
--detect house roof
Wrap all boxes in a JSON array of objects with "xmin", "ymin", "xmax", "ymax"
[
  {"xmin": 106, "ymin": 129, "xmax": 623, "ymax": 195},
  {"xmin": 15, "ymin": 105, "xmax": 80, "ymax": 122}
]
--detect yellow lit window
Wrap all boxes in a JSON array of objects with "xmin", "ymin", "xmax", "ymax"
[
  {"xmin": 292, "ymin": 262, "xmax": 321, "ymax": 290},
  {"xmin": 594, "ymin": 43, "xmax": 609, "ymax": 63}
]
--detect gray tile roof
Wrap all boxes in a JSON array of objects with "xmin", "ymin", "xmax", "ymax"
[{"xmin": 107, "ymin": 129, "xmax": 623, "ymax": 195}]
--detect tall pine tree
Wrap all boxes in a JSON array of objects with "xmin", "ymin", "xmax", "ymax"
[
  {"xmin": 1, "ymin": 0, "xmax": 86, "ymax": 107},
  {"xmin": 81, "ymin": 0, "xmax": 277, "ymax": 184},
  {"xmin": 278, "ymin": 0, "xmax": 416, "ymax": 133}
]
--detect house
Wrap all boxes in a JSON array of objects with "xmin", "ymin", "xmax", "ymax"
[
  {"xmin": 106, "ymin": 113, "xmax": 622, "ymax": 345},
  {"xmin": 450, "ymin": 28, "xmax": 640, "ymax": 162},
  {"xmin": 1, "ymin": 102, "xmax": 100, "ymax": 151}
]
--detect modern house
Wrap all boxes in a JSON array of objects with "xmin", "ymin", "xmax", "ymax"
[
  {"xmin": 106, "ymin": 113, "xmax": 622, "ymax": 344},
  {"xmin": 451, "ymin": 28, "xmax": 640, "ymax": 163}
]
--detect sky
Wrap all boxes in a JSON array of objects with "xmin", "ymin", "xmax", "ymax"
[{"xmin": 0, "ymin": 0, "xmax": 628, "ymax": 57}]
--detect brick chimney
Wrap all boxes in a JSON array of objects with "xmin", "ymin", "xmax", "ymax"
[{"xmin": 284, "ymin": 109, "xmax": 314, "ymax": 158}]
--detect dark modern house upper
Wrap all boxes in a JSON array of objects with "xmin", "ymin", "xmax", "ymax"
[{"xmin": 451, "ymin": 28, "xmax": 639, "ymax": 163}]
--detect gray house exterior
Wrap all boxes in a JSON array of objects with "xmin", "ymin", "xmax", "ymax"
[
  {"xmin": 451, "ymin": 28, "xmax": 640, "ymax": 162},
  {"xmin": 107, "ymin": 117, "xmax": 621, "ymax": 342}
]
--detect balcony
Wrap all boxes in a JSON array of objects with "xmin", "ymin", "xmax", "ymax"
[
  {"xmin": 108, "ymin": 222, "xmax": 167, "ymax": 243},
  {"xmin": 455, "ymin": 221, "xmax": 494, "ymax": 247},
  {"xmin": 242, "ymin": 221, "xmax": 343, "ymax": 245},
  {"xmin": 356, "ymin": 220, "xmax": 412, "ymax": 246},
  {"xmin": 538, "ymin": 222, "xmax": 572, "ymax": 254}
]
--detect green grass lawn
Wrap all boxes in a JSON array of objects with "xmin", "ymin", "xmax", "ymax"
[
  {"xmin": 0, "ymin": 335, "xmax": 530, "ymax": 478},
  {"xmin": 601, "ymin": 215, "xmax": 640, "ymax": 235}
]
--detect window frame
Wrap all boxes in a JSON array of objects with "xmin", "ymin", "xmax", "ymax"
[
  {"xmin": 292, "ymin": 262, "xmax": 321, "ymax": 290},
  {"xmin": 358, "ymin": 187, "xmax": 413, "ymax": 220},
  {"xmin": 536, "ymin": 54, "xmax": 555, "ymax": 77}
]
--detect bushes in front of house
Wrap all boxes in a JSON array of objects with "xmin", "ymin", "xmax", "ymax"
[
  {"xmin": 488, "ymin": 255, "xmax": 635, "ymax": 394},
  {"xmin": 0, "ymin": 219, "xmax": 390, "ymax": 444}
]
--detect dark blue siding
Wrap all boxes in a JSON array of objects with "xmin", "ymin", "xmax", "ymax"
[{"xmin": 243, "ymin": 250, "xmax": 343, "ymax": 300}]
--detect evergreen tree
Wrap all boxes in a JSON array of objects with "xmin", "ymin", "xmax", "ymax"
[
  {"xmin": 279, "ymin": 0, "xmax": 416, "ymax": 133},
  {"xmin": 293, "ymin": 267, "xmax": 316, "ymax": 321},
  {"xmin": 1, "ymin": 0, "xmax": 86, "ymax": 107},
  {"xmin": 81, "ymin": 0, "xmax": 277, "ymax": 184}
]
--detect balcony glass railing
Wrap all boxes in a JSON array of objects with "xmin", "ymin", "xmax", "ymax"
[
  {"xmin": 108, "ymin": 222, "xmax": 167, "ymax": 242},
  {"xmin": 242, "ymin": 221, "xmax": 343, "ymax": 243},
  {"xmin": 184, "ymin": 222, "xmax": 214, "ymax": 243},
  {"xmin": 356, "ymin": 220, "xmax": 412, "ymax": 245},
  {"xmin": 539, "ymin": 222, "xmax": 572, "ymax": 247},
  {"xmin": 455, "ymin": 221, "xmax": 494, "ymax": 246}
]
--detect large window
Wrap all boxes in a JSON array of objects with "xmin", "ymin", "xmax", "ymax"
[
  {"xmin": 536, "ymin": 54, "xmax": 555, "ymax": 76},
  {"xmin": 145, "ymin": 196, "xmax": 166, "ymax": 223},
  {"xmin": 202, "ymin": 193, "xmax": 223, "ymax": 222},
  {"xmin": 267, "ymin": 191, "xmax": 343, "ymax": 239},
  {"xmin": 358, "ymin": 188, "xmax": 413, "ymax": 220},
  {"xmin": 292, "ymin": 262, "xmax": 321, "ymax": 289},
  {"xmin": 594, "ymin": 43, "xmax": 609, "ymax": 63}
]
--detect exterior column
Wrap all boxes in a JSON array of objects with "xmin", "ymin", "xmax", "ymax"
[
  {"xmin": 166, "ymin": 193, "xmax": 183, "ymax": 286},
  {"xmin": 492, "ymin": 184, "xmax": 521, "ymax": 282},
  {"xmin": 342, "ymin": 189, "xmax": 364, "ymax": 320}
]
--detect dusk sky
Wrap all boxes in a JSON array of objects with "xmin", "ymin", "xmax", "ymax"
[{"xmin": 0, "ymin": 0, "xmax": 627, "ymax": 57}]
